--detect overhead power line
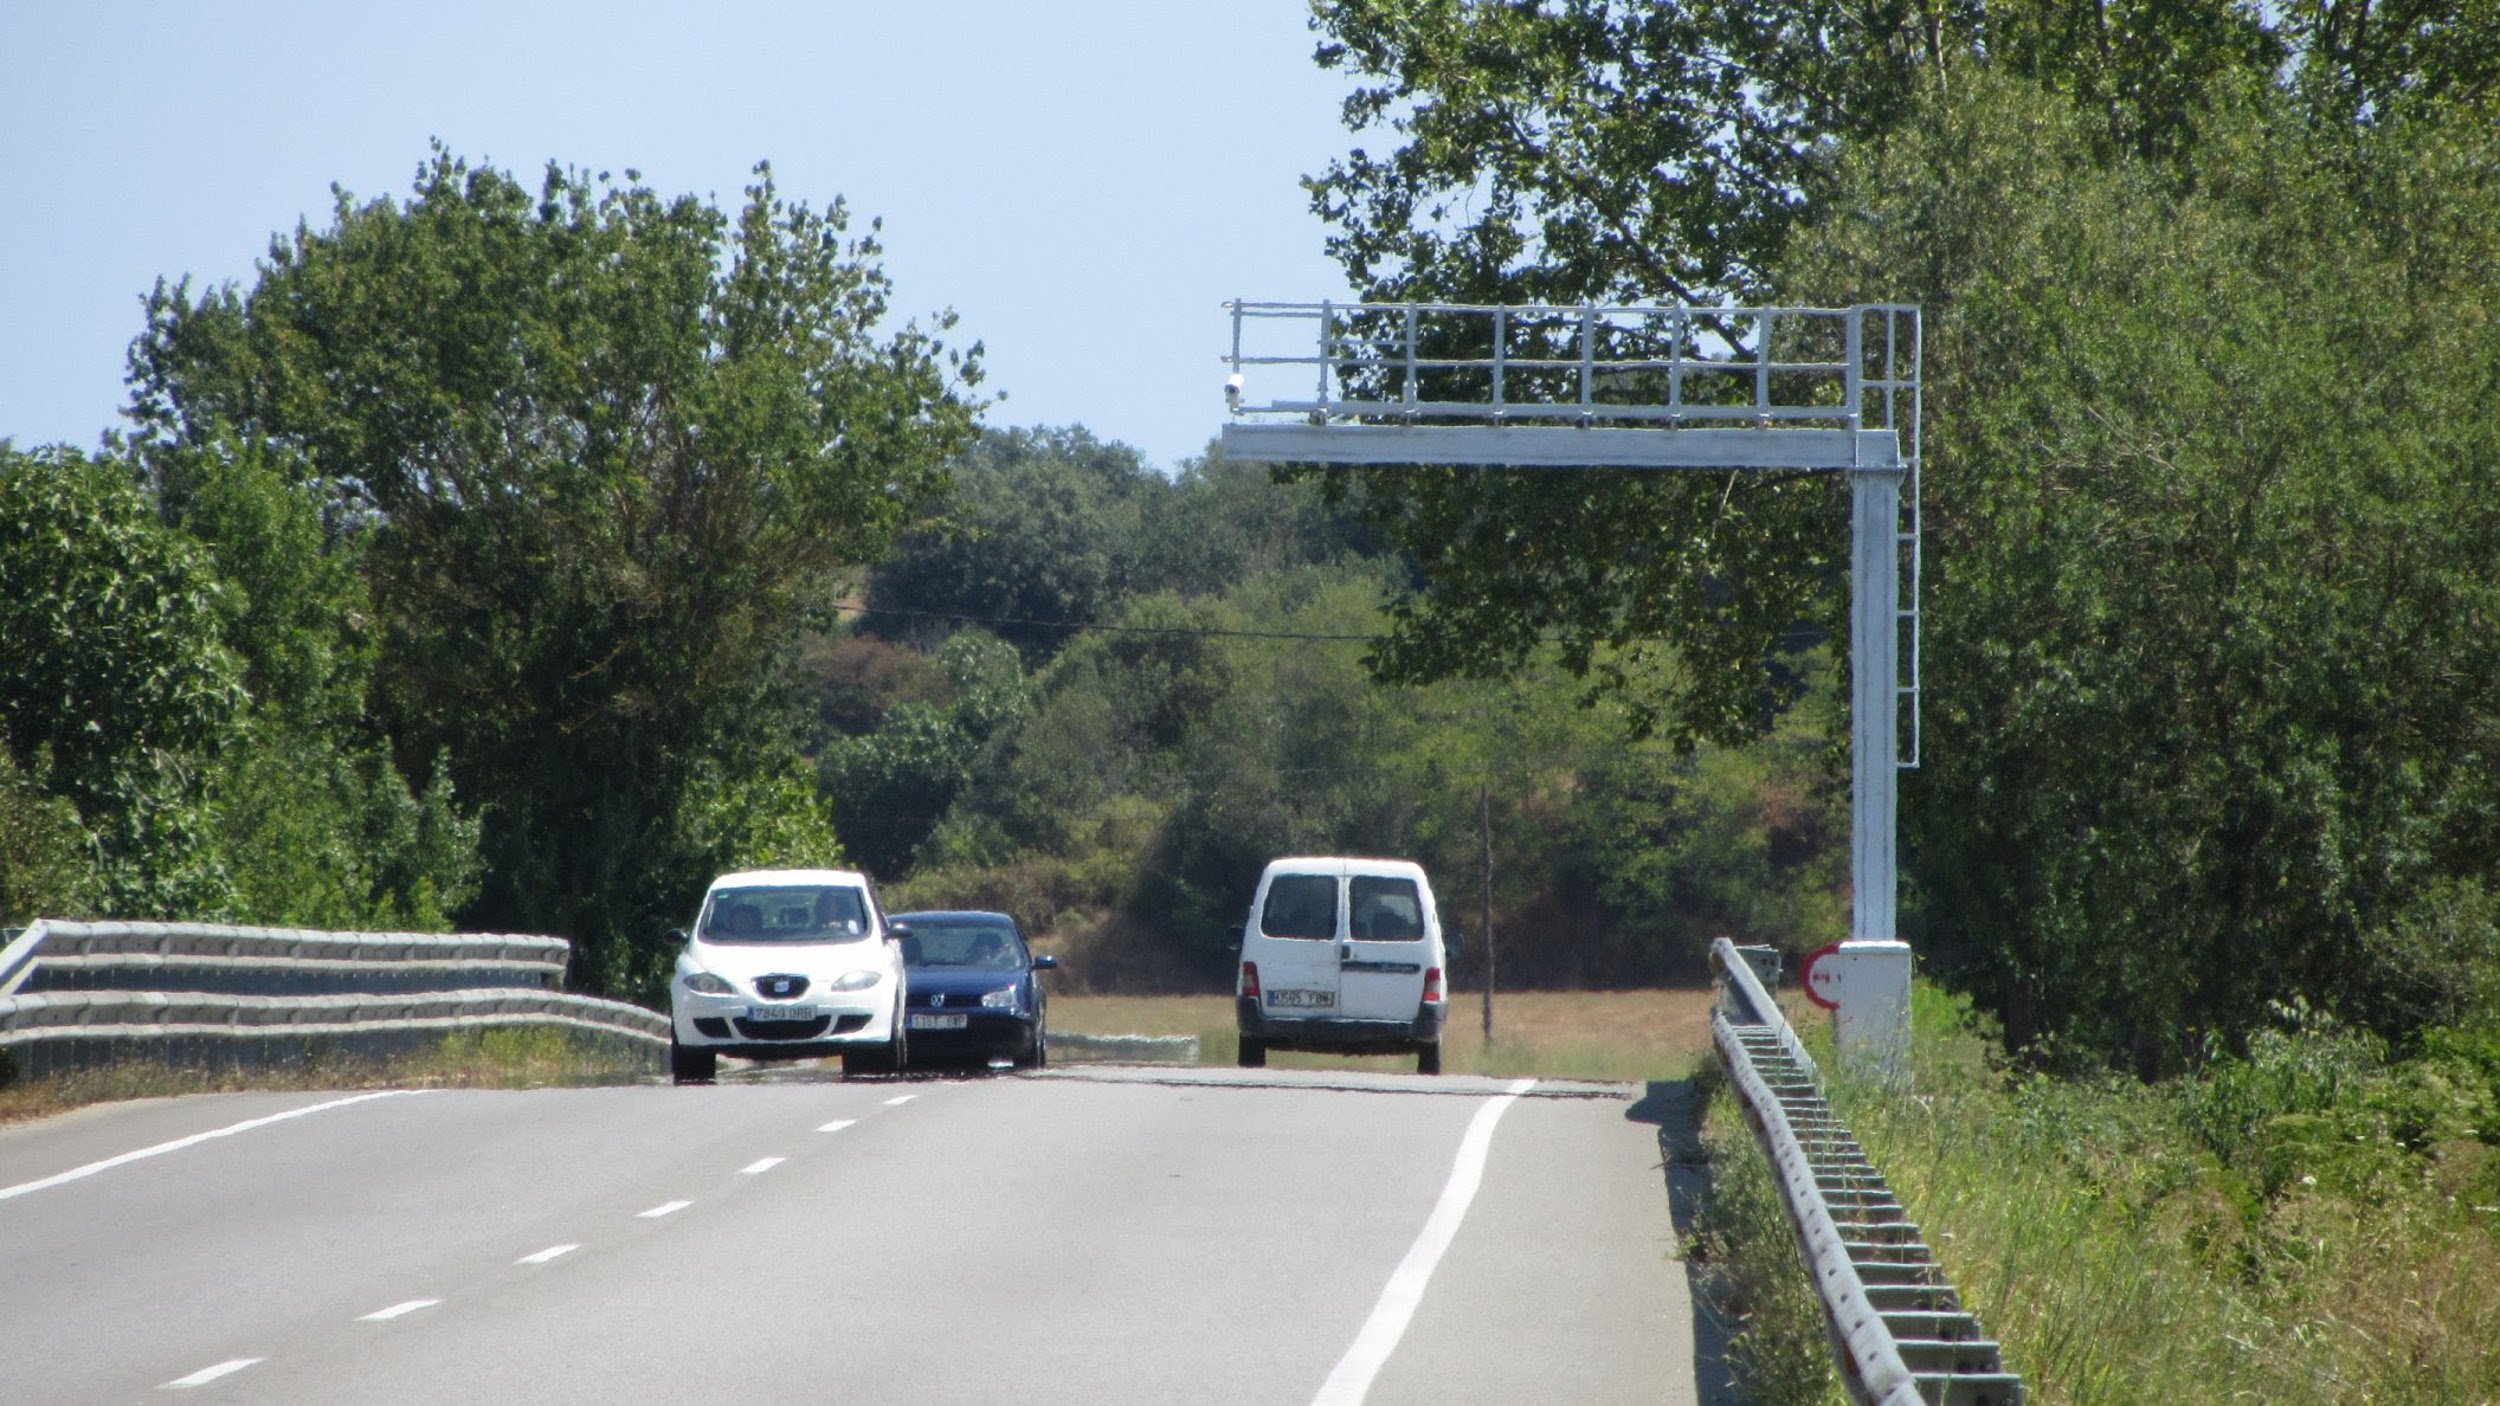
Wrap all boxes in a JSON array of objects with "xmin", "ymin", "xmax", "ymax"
[{"xmin": 833, "ymin": 602, "xmax": 1378, "ymax": 644}]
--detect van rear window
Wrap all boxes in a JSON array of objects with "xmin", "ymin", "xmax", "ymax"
[
  {"xmin": 1349, "ymin": 876, "xmax": 1425, "ymax": 941},
  {"xmin": 1260, "ymin": 875, "xmax": 1338, "ymax": 939}
]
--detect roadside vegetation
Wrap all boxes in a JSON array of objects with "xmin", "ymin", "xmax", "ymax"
[
  {"xmin": 1825, "ymin": 988, "xmax": 2500, "ymax": 1404},
  {"xmin": 1052, "ymin": 988, "xmax": 1712, "ymax": 1084},
  {"xmin": 0, "ymin": 1028, "xmax": 655, "ymax": 1130},
  {"xmin": 1698, "ymin": 982, "xmax": 2500, "ymax": 1405}
]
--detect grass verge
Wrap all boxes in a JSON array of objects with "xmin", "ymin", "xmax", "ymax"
[
  {"xmin": 1824, "ymin": 984, "xmax": 2500, "ymax": 1404},
  {"xmin": 1049, "ymin": 986, "xmax": 1714, "ymax": 1082},
  {"xmin": 0, "ymin": 1026, "xmax": 658, "ymax": 1129},
  {"xmin": 1685, "ymin": 1060, "xmax": 1847, "ymax": 1406}
]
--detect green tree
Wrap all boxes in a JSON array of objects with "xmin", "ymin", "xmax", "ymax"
[
  {"xmin": 820, "ymin": 631, "xmax": 1029, "ymax": 879},
  {"xmin": 862, "ymin": 426, "xmax": 1156, "ymax": 663},
  {"xmin": 128, "ymin": 148, "xmax": 983, "ymax": 994},
  {"xmin": 1785, "ymin": 82, "xmax": 2500, "ymax": 1068},
  {"xmin": 0, "ymin": 444, "xmax": 242, "ymax": 917}
]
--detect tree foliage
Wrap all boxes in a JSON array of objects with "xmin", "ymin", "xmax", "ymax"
[
  {"xmin": 126, "ymin": 148, "xmax": 982, "ymax": 994},
  {"xmin": 1788, "ymin": 83, "xmax": 2500, "ymax": 1068},
  {"xmin": 1301, "ymin": 1, "xmax": 2500, "ymax": 1064}
]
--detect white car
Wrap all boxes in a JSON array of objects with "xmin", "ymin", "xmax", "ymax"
[
  {"xmin": 668, "ymin": 868, "xmax": 907, "ymax": 1083},
  {"xmin": 1235, "ymin": 856, "xmax": 1449, "ymax": 1075}
]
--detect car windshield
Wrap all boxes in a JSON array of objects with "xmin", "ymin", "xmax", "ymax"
[
  {"xmin": 698, "ymin": 885, "xmax": 872, "ymax": 944},
  {"xmin": 900, "ymin": 920, "xmax": 1025, "ymax": 968}
]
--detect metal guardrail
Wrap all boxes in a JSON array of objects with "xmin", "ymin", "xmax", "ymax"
[
  {"xmin": 1709, "ymin": 937, "xmax": 2023, "ymax": 1406},
  {"xmin": 0, "ymin": 919, "xmax": 667, "ymax": 1078}
]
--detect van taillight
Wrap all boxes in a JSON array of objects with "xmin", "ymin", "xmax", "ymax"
[
  {"xmin": 1240, "ymin": 961, "xmax": 1261, "ymax": 999},
  {"xmin": 1423, "ymin": 966, "xmax": 1444, "ymax": 1003}
]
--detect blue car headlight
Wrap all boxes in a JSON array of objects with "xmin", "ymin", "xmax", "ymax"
[
  {"xmin": 980, "ymin": 986, "xmax": 1021, "ymax": 1010},
  {"xmin": 825, "ymin": 969, "xmax": 883, "ymax": 992},
  {"xmin": 680, "ymin": 971, "xmax": 734, "ymax": 996}
]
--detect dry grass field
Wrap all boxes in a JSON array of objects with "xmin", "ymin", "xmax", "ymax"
[{"xmin": 1051, "ymin": 986, "xmax": 1717, "ymax": 1083}]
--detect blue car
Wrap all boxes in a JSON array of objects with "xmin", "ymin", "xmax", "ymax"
[{"xmin": 890, "ymin": 911, "xmax": 1057, "ymax": 1068}]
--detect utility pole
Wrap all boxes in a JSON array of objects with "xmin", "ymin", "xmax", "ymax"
[{"xmin": 1479, "ymin": 783, "xmax": 1495, "ymax": 1045}]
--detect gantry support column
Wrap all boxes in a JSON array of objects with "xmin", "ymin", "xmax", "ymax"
[{"xmin": 1842, "ymin": 462, "xmax": 1912, "ymax": 1077}]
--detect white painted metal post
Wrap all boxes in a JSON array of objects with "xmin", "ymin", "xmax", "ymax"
[
  {"xmin": 1846, "ymin": 462, "xmax": 1912, "ymax": 1076},
  {"xmin": 1849, "ymin": 464, "xmax": 1901, "ymax": 943}
]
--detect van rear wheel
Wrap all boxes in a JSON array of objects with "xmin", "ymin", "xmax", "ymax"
[
  {"xmin": 1237, "ymin": 1035, "xmax": 1266, "ymax": 1068},
  {"xmin": 1416, "ymin": 1040, "xmax": 1442, "ymax": 1076}
]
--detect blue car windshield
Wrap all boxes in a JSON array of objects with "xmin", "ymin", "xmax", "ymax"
[
  {"xmin": 901, "ymin": 921, "xmax": 1024, "ymax": 968},
  {"xmin": 700, "ymin": 886, "xmax": 872, "ymax": 944}
]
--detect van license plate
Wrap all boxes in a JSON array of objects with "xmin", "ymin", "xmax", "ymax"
[
  {"xmin": 908, "ymin": 1013, "xmax": 969, "ymax": 1030},
  {"xmin": 1267, "ymin": 989, "xmax": 1335, "ymax": 1009},
  {"xmin": 745, "ymin": 1004, "xmax": 817, "ymax": 1023}
]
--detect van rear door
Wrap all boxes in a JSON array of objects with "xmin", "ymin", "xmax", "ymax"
[
  {"xmin": 1249, "ymin": 870, "xmax": 1342, "ymax": 1017},
  {"xmin": 1337, "ymin": 872, "xmax": 1430, "ymax": 1021}
]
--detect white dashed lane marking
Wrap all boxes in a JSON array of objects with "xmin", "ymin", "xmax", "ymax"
[
  {"xmin": 154, "ymin": 1091, "xmax": 912, "ymax": 1391},
  {"xmin": 161, "ymin": 1358, "xmax": 263, "ymax": 1389}
]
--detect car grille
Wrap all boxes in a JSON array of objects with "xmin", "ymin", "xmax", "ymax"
[{"xmin": 752, "ymin": 973, "xmax": 811, "ymax": 999}]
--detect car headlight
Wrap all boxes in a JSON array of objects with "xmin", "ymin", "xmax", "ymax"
[
  {"xmin": 825, "ymin": 969, "xmax": 883, "ymax": 992},
  {"xmin": 680, "ymin": 971, "xmax": 734, "ymax": 996},
  {"xmin": 980, "ymin": 986, "xmax": 1021, "ymax": 1010}
]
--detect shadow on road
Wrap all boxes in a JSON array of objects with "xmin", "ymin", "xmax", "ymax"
[{"xmin": 1626, "ymin": 1079, "xmax": 1739, "ymax": 1406}]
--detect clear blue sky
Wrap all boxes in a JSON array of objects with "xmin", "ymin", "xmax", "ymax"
[{"xmin": 0, "ymin": 2, "xmax": 1359, "ymax": 473}]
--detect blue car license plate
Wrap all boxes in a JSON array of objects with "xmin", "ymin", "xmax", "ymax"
[{"xmin": 908, "ymin": 1013, "xmax": 969, "ymax": 1031}]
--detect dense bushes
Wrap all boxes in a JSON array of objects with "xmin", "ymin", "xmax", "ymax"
[{"xmin": 1830, "ymin": 990, "xmax": 2500, "ymax": 1402}]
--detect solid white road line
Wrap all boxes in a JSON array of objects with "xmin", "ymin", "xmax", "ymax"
[
  {"xmin": 1310, "ymin": 1078, "xmax": 1538, "ymax": 1406},
  {"xmin": 358, "ymin": 1299, "xmax": 440, "ymax": 1322},
  {"xmin": 816, "ymin": 1119, "xmax": 858, "ymax": 1133},
  {"xmin": 0, "ymin": 1090, "xmax": 427, "ymax": 1204},
  {"xmin": 515, "ymin": 1244, "xmax": 578, "ymax": 1265},
  {"xmin": 637, "ymin": 1199, "xmax": 692, "ymax": 1219},
  {"xmin": 739, "ymin": 1157, "xmax": 785, "ymax": 1175},
  {"xmin": 882, "ymin": 1094, "xmax": 917, "ymax": 1106},
  {"xmin": 161, "ymin": 1358, "xmax": 264, "ymax": 1389}
]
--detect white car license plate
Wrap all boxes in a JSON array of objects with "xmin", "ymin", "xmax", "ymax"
[
  {"xmin": 745, "ymin": 1004, "xmax": 818, "ymax": 1023},
  {"xmin": 908, "ymin": 1012, "xmax": 969, "ymax": 1031},
  {"xmin": 1266, "ymin": 988, "xmax": 1335, "ymax": 1009}
]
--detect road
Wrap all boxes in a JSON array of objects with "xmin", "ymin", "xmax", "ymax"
[{"xmin": 0, "ymin": 1065, "xmax": 1719, "ymax": 1404}]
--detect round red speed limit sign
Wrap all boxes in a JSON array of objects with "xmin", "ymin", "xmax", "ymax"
[{"xmin": 1799, "ymin": 942, "xmax": 1845, "ymax": 1010}]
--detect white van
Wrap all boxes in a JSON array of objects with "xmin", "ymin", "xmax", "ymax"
[{"xmin": 1234, "ymin": 856, "xmax": 1448, "ymax": 1075}]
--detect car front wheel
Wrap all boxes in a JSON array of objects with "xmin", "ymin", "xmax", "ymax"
[{"xmin": 671, "ymin": 1038, "xmax": 717, "ymax": 1085}]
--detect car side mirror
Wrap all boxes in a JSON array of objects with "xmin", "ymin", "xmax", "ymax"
[
  {"xmin": 1447, "ymin": 928, "xmax": 1464, "ymax": 960},
  {"xmin": 669, "ymin": 928, "xmax": 690, "ymax": 945},
  {"xmin": 886, "ymin": 920, "xmax": 912, "ymax": 940},
  {"xmin": 1031, "ymin": 954, "xmax": 1060, "ymax": 971}
]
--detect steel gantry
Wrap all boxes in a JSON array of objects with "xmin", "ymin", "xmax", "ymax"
[{"xmin": 1218, "ymin": 300, "xmax": 1921, "ymax": 1071}]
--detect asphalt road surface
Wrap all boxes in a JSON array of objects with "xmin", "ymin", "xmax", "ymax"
[{"xmin": 0, "ymin": 1065, "xmax": 1719, "ymax": 1404}]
